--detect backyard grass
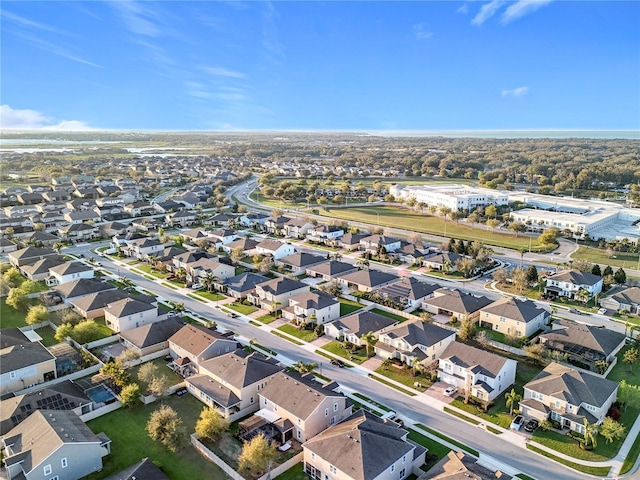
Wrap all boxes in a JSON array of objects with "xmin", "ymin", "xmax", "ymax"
[
  {"xmin": 86, "ymin": 395, "xmax": 228, "ymax": 480},
  {"xmin": 370, "ymin": 307, "xmax": 407, "ymax": 323},
  {"xmin": 339, "ymin": 298, "xmax": 364, "ymax": 316},
  {"xmin": 128, "ymin": 357, "xmax": 184, "ymax": 394},
  {"xmin": 275, "ymin": 462, "xmax": 306, "ymax": 480},
  {"xmin": 607, "ymin": 345, "xmax": 640, "ymax": 386},
  {"xmin": 226, "ymin": 302, "xmax": 258, "ymax": 315},
  {"xmin": 277, "ymin": 323, "xmax": 318, "ymax": 342},
  {"xmin": 194, "ymin": 290, "xmax": 226, "ymax": 302},
  {"xmin": 525, "ymin": 444, "xmax": 611, "ymax": 476},
  {"xmin": 34, "ymin": 325, "xmax": 58, "ymax": 347},
  {"xmin": 319, "ymin": 206, "xmax": 552, "ymax": 251},
  {"xmin": 0, "ymin": 297, "xmax": 27, "ymax": 328},
  {"xmin": 573, "ymin": 246, "xmax": 640, "ymax": 271},
  {"xmin": 320, "ymin": 340, "xmax": 368, "ymax": 364}
]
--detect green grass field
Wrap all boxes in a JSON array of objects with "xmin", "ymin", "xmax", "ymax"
[
  {"xmin": 319, "ymin": 206, "xmax": 551, "ymax": 251},
  {"xmin": 194, "ymin": 290, "xmax": 226, "ymax": 302},
  {"xmin": 134, "ymin": 264, "xmax": 170, "ymax": 279},
  {"xmin": 320, "ymin": 340, "xmax": 368, "ymax": 364},
  {"xmin": 34, "ymin": 325, "xmax": 58, "ymax": 346},
  {"xmin": 0, "ymin": 297, "xmax": 27, "ymax": 328},
  {"xmin": 86, "ymin": 395, "xmax": 227, "ymax": 480},
  {"xmin": 277, "ymin": 323, "xmax": 318, "ymax": 342},
  {"xmin": 573, "ymin": 246, "xmax": 640, "ymax": 270},
  {"xmin": 370, "ymin": 307, "xmax": 407, "ymax": 322},
  {"xmin": 339, "ymin": 298, "xmax": 364, "ymax": 316},
  {"xmin": 226, "ymin": 302, "xmax": 258, "ymax": 315},
  {"xmin": 373, "ymin": 365, "xmax": 430, "ymax": 392},
  {"xmin": 607, "ymin": 345, "xmax": 640, "ymax": 386},
  {"xmin": 525, "ymin": 444, "xmax": 611, "ymax": 476}
]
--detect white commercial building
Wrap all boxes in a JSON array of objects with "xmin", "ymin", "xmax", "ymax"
[{"xmin": 390, "ymin": 184, "xmax": 509, "ymax": 211}]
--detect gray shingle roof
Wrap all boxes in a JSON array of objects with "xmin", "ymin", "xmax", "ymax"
[
  {"xmin": 277, "ymin": 252, "xmax": 326, "ymax": 268},
  {"xmin": 105, "ymin": 297, "xmax": 155, "ymax": 318},
  {"xmin": 49, "ymin": 261, "xmax": 93, "ymax": 276},
  {"xmin": 223, "ymin": 272, "xmax": 269, "ymax": 294},
  {"xmin": 52, "ymin": 278, "xmax": 116, "ymax": 299},
  {"xmin": 306, "ymin": 260, "xmax": 357, "ymax": 277},
  {"xmin": 289, "ymin": 291, "xmax": 338, "ymax": 310},
  {"xmin": 119, "ymin": 317, "xmax": 185, "ymax": 349},
  {"xmin": 424, "ymin": 288, "xmax": 493, "ymax": 314},
  {"xmin": 186, "ymin": 374, "xmax": 241, "ymax": 407},
  {"xmin": 548, "ymin": 269, "xmax": 602, "ymax": 287},
  {"xmin": 525, "ymin": 362, "xmax": 618, "ymax": 408},
  {"xmin": 374, "ymin": 277, "xmax": 438, "ymax": 302},
  {"xmin": 605, "ymin": 286, "xmax": 640, "ymax": 306},
  {"xmin": 338, "ymin": 270, "xmax": 400, "ymax": 288},
  {"xmin": 329, "ymin": 311, "xmax": 397, "ymax": 338},
  {"xmin": 0, "ymin": 333, "xmax": 55, "ymax": 373},
  {"xmin": 199, "ymin": 350, "xmax": 283, "ymax": 389},
  {"xmin": 440, "ymin": 341, "xmax": 510, "ymax": 378},
  {"xmin": 538, "ymin": 319, "xmax": 626, "ymax": 357},
  {"xmin": 169, "ymin": 324, "xmax": 229, "ymax": 356},
  {"xmin": 380, "ymin": 319, "xmax": 455, "ymax": 349},
  {"xmin": 481, "ymin": 296, "xmax": 549, "ymax": 323},
  {"xmin": 257, "ymin": 277, "xmax": 308, "ymax": 295},
  {"xmin": 303, "ymin": 410, "xmax": 416, "ymax": 480},
  {"xmin": 102, "ymin": 458, "xmax": 170, "ymax": 480}
]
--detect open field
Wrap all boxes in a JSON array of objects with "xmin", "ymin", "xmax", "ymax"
[
  {"xmin": 317, "ymin": 206, "xmax": 552, "ymax": 251},
  {"xmin": 572, "ymin": 246, "xmax": 640, "ymax": 270}
]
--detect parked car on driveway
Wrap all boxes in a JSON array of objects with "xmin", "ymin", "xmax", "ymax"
[
  {"xmin": 524, "ymin": 419, "xmax": 539, "ymax": 432},
  {"xmin": 597, "ymin": 308, "xmax": 607, "ymax": 315},
  {"xmin": 191, "ymin": 283, "xmax": 203, "ymax": 290},
  {"xmin": 510, "ymin": 415, "xmax": 525, "ymax": 430},
  {"xmin": 443, "ymin": 386, "xmax": 457, "ymax": 397}
]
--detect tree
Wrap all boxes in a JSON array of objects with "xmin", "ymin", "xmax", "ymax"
[
  {"xmin": 486, "ymin": 218, "xmax": 500, "ymax": 232},
  {"xmin": 231, "ymin": 246, "xmax": 244, "ymax": 264},
  {"xmin": 524, "ymin": 343, "xmax": 548, "ymax": 365},
  {"xmin": 492, "ymin": 267, "xmax": 509, "ymax": 285},
  {"xmin": 117, "ymin": 348, "xmax": 141, "ymax": 364},
  {"xmin": 505, "ymin": 388, "xmax": 522, "ymax": 415},
  {"xmin": 195, "ymin": 407, "xmax": 229, "ymax": 441},
  {"xmin": 623, "ymin": 347, "xmax": 638, "ymax": 372},
  {"xmin": 618, "ymin": 380, "xmax": 640, "ymax": 411},
  {"xmin": 53, "ymin": 242, "xmax": 66, "ymax": 254},
  {"xmin": 474, "ymin": 330, "xmax": 490, "ymax": 347},
  {"xmin": 614, "ymin": 268, "xmax": 627, "ymax": 285},
  {"xmin": 138, "ymin": 362, "xmax": 159, "ymax": 384},
  {"xmin": 360, "ymin": 331, "xmax": 378, "ymax": 357},
  {"xmin": 576, "ymin": 288, "xmax": 590, "ymax": 306},
  {"xmin": 54, "ymin": 323, "xmax": 74, "ymax": 342},
  {"xmin": 238, "ymin": 433, "xmax": 277, "ymax": 477},
  {"xmin": 25, "ymin": 304, "xmax": 49, "ymax": 325},
  {"xmin": 485, "ymin": 204, "xmax": 497, "ymax": 219},
  {"xmin": 2, "ymin": 267, "xmax": 25, "ymax": 288},
  {"xmin": 291, "ymin": 361, "xmax": 317, "ymax": 374},
  {"xmin": 599, "ymin": 417, "xmax": 625, "ymax": 444},
  {"xmin": 202, "ymin": 272, "xmax": 217, "ymax": 293},
  {"xmin": 594, "ymin": 359, "xmax": 609, "ymax": 375},
  {"xmin": 100, "ymin": 359, "xmax": 130, "ymax": 388},
  {"xmin": 169, "ymin": 301, "xmax": 185, "ymax": 315},
  {"xmin": 538, "ymin": 227, "xmax": 559, "ymax": 245},
  {"xmin": 455, "ymin": 257, "xmax": 476, "ymax": 278},
  {"xmin": 72, "ymin": 319, "xmax": 102, "ymax": 344},
  {"xmin": 511, "ymin": 267, "xmax": 528, "ymax": 294},
  {"xmin": 120, "ymin": 383, "xmax": 141, "ymax": 408},
  {"xmin": 457, "ymin": 319, "xmax": 476, "ymax": 342},
  {"xmin": 591, "ymin": 264, "xmax": 602, "ymax": 276},
  {"xmin": 526, "ymin": 265, "xmax": 538, "ymax": 286},
  {"xmin": 583, "ymin": 419, "xmax": 599, "ymax": 448},
  {"xmin": 148, "ymin": 374, "xmax": 170, "ymax": 398},
  {"xmin": 147, "ymin": 404, "xmax": 186, "ymax": 452},
  {"xmin": 259, "ymin": 257, "xmax": 272, "ymax": 273},
  {"xmin": 509, "ymin": 222, "xmax": 526, "ymax": 237}
]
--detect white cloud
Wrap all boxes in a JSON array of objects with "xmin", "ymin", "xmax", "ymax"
[
  {"xmin": 0, "ymin": 105, "xmax": 94, "ymax": 130},
  {"xmin": 413, "ymin": 23, "xmax": 433, "ymax": 40},
  {"xmin": 501, "ymin": 86, "xmax": 529, "ymax": 97},
  {"xmin": 501, "ymin": 0, "xmax": 553, "ymax": 24},
  {"xmin": 112, "ymin": 0, "xmax": 159, "ymax": 37},
  {"xmin": 471, "ymin": 0, "xmax": 505, "ymax": 25},
  {"xmin": 203, "ymin": 66, "xmax": 246, "ymax": 79},
  {"xmin": 1, "ymin": 10, "xmax": 71, "ymax": 36},
  {"xmin": 457, "ymin": 4, "xmax": 469, "ymax": 14}
]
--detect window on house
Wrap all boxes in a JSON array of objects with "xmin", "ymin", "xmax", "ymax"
[
  {"xmin": 333, "ymin": 403, "xmax": 338, "ymax": 412},
  {"xmin": 402, "ymin": 455, "xmax": 406, "ymax": 464},
  {"xmin": 250, "ymin": 396, "xmax": 254, "ymax": 404},
  {"xmin": 44, "ymin": 465, "xmax": 52, "ymax": 476},
  {"xmin": 9, "ymin": 371, "xmax": 16, "ymax": 379},
  {"xmin": 311, "ymin": 453, "xmax": 315, "ymax": 460},
  {"xmin": 329, "ymin": 465, "xmax": 337, "ymax": 474},
  {"xmin": 325, "ymin": 408, "xmax": 329, "ymax": 417},
  {"xmin": 61, "ymin": 458, "xmax": 67, "ymax": 468},
  {"xmin": 264, "ymin": 398, "xmax": 267, "ymax": 406},
  {"xmin": 391, "ymin": 464, "xmax": 395, "ymax": 473},
  {"xmin": 400, "ymin": 468, "xmax": 406, "ymax": 477}
]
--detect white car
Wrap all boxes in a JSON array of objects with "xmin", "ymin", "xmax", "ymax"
[
  {"xmin": 443, "ymin": 386, "xmax": 457, "ymax": 397},
  {"xmin": 190, "ymin": 283, "xmax": 203, "ymax": 290},
  {"xmin": 510, "ymin": 415, "xmax": 525, "ymax": 430},
  {"xmin": 597, "ymin": 308, "xmax": 607, "ymax": 315}
]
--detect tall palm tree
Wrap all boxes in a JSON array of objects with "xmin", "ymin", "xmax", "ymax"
[
  {"xmin": 53, "ymin": 242, "xmax": 66, "ymax": 254},
  {"xmin": 576, "ymin": 288, "xmax": 589, "ymax": 306},
  {"xmin": 202, "ymin": 272, "xmax": 217, "ymax": 293},
  {"xmin": 583, "ymin": 419, "xmax": 599, "ymax": 448},
  {"xmin": 360, "ymin": 331, "xmax": 378, "ymax": 358},
  {"xmin": 505, "ymin": 388, "xmax": 522, "ymax": 416},
  {"xmin": 169, "ymin": 301, "xmax": 186, "ymax": 315}
]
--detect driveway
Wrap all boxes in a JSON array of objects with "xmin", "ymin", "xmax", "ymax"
[{"xmin": 425, "ymin": 381, "xmax": 458, "ymax": 404}]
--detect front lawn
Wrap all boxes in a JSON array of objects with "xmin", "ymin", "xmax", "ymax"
[
  {"xmin": 525, "ymin": 444, "xmax": 611, "ymax": 477},
  {"xmin": 226, "ymin": 302, "xmax": 258, "ymax": 315},
  {"xmin": 370, "ymin": 308, "xmax": 406, "ymax": 322},
  {"xmin": 320, "ymin": 340, "xmax": 368, "ymax": 364},
  {"xmin": 339, "ymin": 298, "xmax": 364, "ymax": 316},
  {"xmin": 374, "ymin": 364, "xmax": 431, "ymax": 392},
  {"xmin": 256, "ymin": 313, "xmax": 278, "ymax": 324},
  {"xmin": 194, "ymin": 290, "xmax": 226, "ymax": 302},
  {"xmin": 86, "ymin": 395, "xmax": 227, "ymax": 480},
  {"xmin": 449, "ymin": 398, "xmax": 513, "ymax": 429},
  {"xmin": 134, "ymin": 264, "xmax": 170, "ymax": 279},
  {"xmin": 277, "ymin": 323, "xmax": 318, "ymax": 342},
  {"xmin": 607, "ymin": 345, "xmax": 640, "ymax": 386}
]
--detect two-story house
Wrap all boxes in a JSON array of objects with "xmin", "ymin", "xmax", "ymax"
[
  {"xmin": 275, "ymin": 252, "xmax": 326, "ymax": 275},
  {"xmin": 220, "ymin": 272, "xmax": 270, "ymax": 301},
  {"xmin": 544, "ymin": 269, "xmax": 603, "ymax": 301},
  {"xmin": 186, "ymin": 349, "xmax": 283, "ymax": 418},
  {"xmin": 248, "ymin": 277, "xmax": 310, "ymax": 312},
  {"xmin": 187, "ymin": 257, "xmax": 235, "ymax": 283},
  {"xmin": 336, "ymin": 270, "xmax": 401, "ymax": 293},
  {"xmin": 103, "ymin": 297, "xmax": 162, "ymax": 333},
  {"xmin": 122, "ymin": 237, "xmax": 165, "ymax": 261},
  {"xmin": 303, "ymin": 410, "xmax": 426, "ymax": 480},
  {"xmin": 324, "ymin": 311, "xmax": 397, "ymax": 346},
  {"xmin": 375, "ymin": 319, "xmax": 456, "ymax": 367},
  {"xmin": 0, "ymin": 329, "xmax": 57, "ymax": 395},
  {"xmin": 47, "ymin": 261, "xmax": 94, "ymax": 286},
  {"xmin": 479, "ymin": 297, "xmax": 550, "ymax": 338},
  {"xmin": 437, "ymin": 341, "xmax": 517, "ymax": 402},
  {"xmin": 281, "ymin": 291, "xmax": 340, "ymax": 326},
  {"xmin": 1, "ymin": 410, "xmax": 111, "ymax": 480},
  {"xmin": 168, "ymin": 324, "xmax": 239, "ymax": 376},
  {"xmin": 255, "ymin": 239, "xmax": 296, "ymax": 260},
  {"xmin": 118, "ymin": 317, "xmax": 185, "ymax": 358},
  {"xmin": 306, "ymin": 224, "xmax": 345, "ymax": 245},
  {"xmin": 255, "ymin": 372, "xmax": 353, "ymax": 443},
  {"xmin": 359, "ymin": 234, "xmax": 401, "ymax": 254},
  {"xmin": 519, "ymin": 362, "xmax": 619, "ymax": 432},
  {"xmin": 422, "ymin": 288, "xmax": 493, "ymax": 322},
  {"xmin": 283, "ymin": 218, "xmax": 314, "ymax": 238}
]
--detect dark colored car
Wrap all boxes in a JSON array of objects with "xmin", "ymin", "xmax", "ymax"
[
  {"xmin": 175, "ymin": 387, "xmax": 188, "ymax": 396},
  {"xmin": 227, "ymin": 312, "xmax": 239, "ymax": 318},
  {"xmin": 330, "ymin": 359, "xmax": 345, "ymax": 368},
  {"xmin": 524, "ymin": 419, "xmax": 539, "ymax": 432}
]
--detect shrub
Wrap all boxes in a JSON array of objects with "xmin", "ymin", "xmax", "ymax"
[{"xmin": 607, "ymin": 405, "xmax": 622, "ymax": 421}]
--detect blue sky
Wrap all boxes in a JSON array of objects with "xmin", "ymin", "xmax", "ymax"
[{"xmin": 1, "ymin": 1, "xmax": 639, "ymax": 131}]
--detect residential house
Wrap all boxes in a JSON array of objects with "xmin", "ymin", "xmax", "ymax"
[
  {"xmin": 52, "ymin": 278, "xmax": 116, "ymax": 303},
  {"xmin": 0, "ymin": 380, "xmax": 93, "ymax": 435},
  {"xmin": 422, "ymin": 252, "xmax": 464, "ymax": 272},
  {"xmin": 282, "ymin": 291, "xmax": 340, "ymax": 326},
  {"xmin": 303, "ymin": 410, "xmax": 426, "ymax": 480},
  {"xmin": 256, "ymin": 371, "xmax": 353, "ymax": 443},
  {"xmin": 306, "ymin": 224, "xmax": 344, "ymax": 244},
  {"xmin": 168, "ymin": 324, "xmax": 239, "ymax": 376},
  {"xmin": 538, "ymin": 319, "xmax": 627, "ymax": 371},
  {"xmin": 186, "ymin": 349, "xmax": 283, "ymax": 418},
  {"xmin": 600, "ymin": 286, "xmax": 640, "ymax": 314},
  {"xmin": 221, "ymin": 237, "xmax": 259, "ymax": 256},
  {"xmin": 437, "ymin": 341, "xmax": 517, "ymax": 402},
  {"xmin": 19, "ymin": 231, "xmax": 60, "ymax": 247},
  {"xmin": 426, "ymin": 451, "xmax": 512, "ymax": 480},
  {"xmin": 394, "ymin": 241, "xmax": 430, "ymax": 265},
  {"xmin": 153, "ymin": 200, "xmax": 184, "ymax": 214},
  {"xmin": 0, "ymin": 238, "xmax": 18, "ymax": 254},
  {"xmin": 338, "ymin": 233, "xmax": 367, "ymax": 251},
  {"xmin": 239, "ymin": 212, "xmax": 270, "ymax": 227},
  {"xmin": 422, "ymin": 288, "xmax": 493, "ymax": 322},
  {"xmin": 123, "ymin": 201, "xmax": 155, "ymax": 217},
  {"xmin": 47, "ymin": 261, "xmax": 94, "ymax": 286},
  {"xmin": 283, "ymin": 218, "xmax": 314, "ymax": 238},
  {"xmin": 20, "ymin": 256, "xmax": 66, "ymax": 281},
  {"xmin": 264, "ymin": 216, "xmax": 291, "ymax": 235},
  {"xmin": 249, "ymin": 277, "xmax": 310, "ymax": 312},
  {"xmin": 221, "ymin": 272, "xmax": 269, "ymax": 300},
  {"xmin": 166, "ymin": 210, "xmax": 198, "ymax": 227},
  {"xmin": 58, "ymin": 223, "xmax": 100, "ymax": 242},
  {"xmin": 122, "ymin": 237, "xmax": 164, "ymax": 260},
  {"xmin": 63, "ymin": 210, "xmax": 101, "ymax": 225},
  {"xmin": 171, "ymin": 250, "xmax": 211, "ymax": 271},
  {"xmin": 1, "ymin": 410, "xmax": 111, "ymax": 480},
  {"xmin": 104, "ymin": 297, "xmax": 162, "ymax": 333},
  {"xmin": 70, "ymin": 290, "xmax": 133, "ymax": 319},
  {"xmin": 8, "ymin": 247, "xmax": 58, "ymax": 267},
  {"xmin": 255, "ymin": 239, "xmax": 296, "ymax": 260},
  {"xmin": 119, "ymin": 317, "xmax": 185, "ymax": 357},
  {"xmin": 337, "ymin": 270, "xmax": 400, "ymax": 293},
  {"xmin": 324, "ymin": 311, "xmax": 397, "ymax": 346},
  {"xmin": 520, "ymin": 363, "xmax": 618, "ymax": 432},
  {"xmin": 207, "ymin": 228, "xmax": 238, "ymax": 246},
  {"xmin": 375, "ymin": 319, "xmax": 456, "ymax": 367},
  {"xmin": 305, "ymin": 260, "xmax": 358, "ymax": 281},
  {"xmin": 479, "ymin": 297, "xmax": 550, "ymax": 338},
  {"xmin": 187, "ymin": 257, "xmax": 235, "ymax": 283},
  {"xmin": 275, "ymin": 252, "xmax": 326, "ymax": 275},
  {"xmin": 359, "ymin": 234, "xmax": 401, "ymax": 254},
  {"xmin": 371, "ymin": 277, "xmax": 439, "ymax": 311},
  {"xmin": 544, "ymin": 269, "xmax": 603, "ymax": 301},
  {"xmin": 0, "ymin": 329, "xmax": 57, "ymax": 394}
]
